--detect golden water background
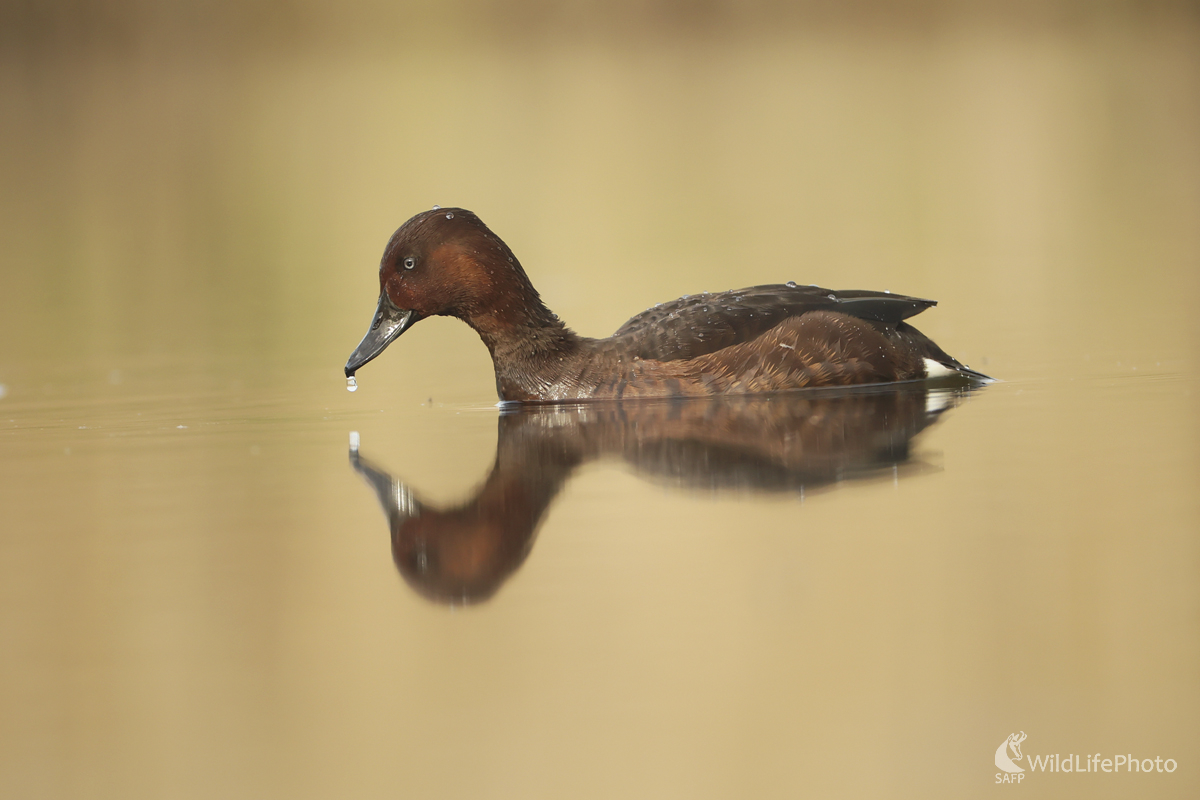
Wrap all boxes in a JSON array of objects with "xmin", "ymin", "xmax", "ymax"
[{"xmin": 1, "ymin": 3, "xmax": 1198, "ymax": 798}]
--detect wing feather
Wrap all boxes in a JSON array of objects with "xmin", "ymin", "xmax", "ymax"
[{"xmin": 612, "ymin": 284, "xmax": 935, "ymax": 362}]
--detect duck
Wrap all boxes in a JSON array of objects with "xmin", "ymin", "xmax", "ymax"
[{"xmin": 345, "ymin": 207, "xmax": 989, "ymax": 402}]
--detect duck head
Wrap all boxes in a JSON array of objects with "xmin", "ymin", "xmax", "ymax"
[{"xmin": 344, "ymin": 207, "xmax": 541, "ymax": 379}]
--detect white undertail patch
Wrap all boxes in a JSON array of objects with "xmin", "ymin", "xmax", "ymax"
[{"xmin": 923, "ymin": 358, "xmax": 959, "ymax": 379}]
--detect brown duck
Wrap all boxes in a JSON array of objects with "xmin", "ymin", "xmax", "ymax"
[{"xmin": 345, "ymin": 207, "xmax": 988, "ymax": 402}]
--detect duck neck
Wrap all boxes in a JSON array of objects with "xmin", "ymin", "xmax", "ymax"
[{"xmin": 464, "ymin": 289, "xmax": 585, "ymax": 402}]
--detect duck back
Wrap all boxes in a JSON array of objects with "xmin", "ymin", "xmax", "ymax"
[{"xmin": 611, "ymin": 284, "xmax": 936, "ymax": 362}]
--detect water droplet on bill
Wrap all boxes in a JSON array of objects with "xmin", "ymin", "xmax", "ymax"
[{"xmin": 347, "ymin": 376, "xmax": 358, "ymax": 392}]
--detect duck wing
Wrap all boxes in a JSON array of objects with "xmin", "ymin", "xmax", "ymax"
[{"xmin": 612, "ymin": 284, "xmax": 936, "ymax": 362}]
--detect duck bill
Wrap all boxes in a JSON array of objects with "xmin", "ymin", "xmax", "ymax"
[
  {"xmin": 345, "ymin": 294, "xmax": 420, "ymax": 378},
  {"xmin": 349, "ymin": 441, "xmax": 423, "ymax": 523}
]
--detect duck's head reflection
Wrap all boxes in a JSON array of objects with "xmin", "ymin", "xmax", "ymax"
[
  {"xmin": 351, "ymin": 444, "xmax": 554, "ymax": 604},
  {"xmin": 350, "ymin": 382, "xmax": 985, "ymax": 605}
]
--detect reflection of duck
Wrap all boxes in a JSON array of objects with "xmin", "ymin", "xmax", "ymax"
[
  {"xmin": 345, "ymin": 208, "xmax": 989, "ymax": 402},
  {"xmin": 349, "ymin": 382, "xmax": 984, "ymax": 605}
]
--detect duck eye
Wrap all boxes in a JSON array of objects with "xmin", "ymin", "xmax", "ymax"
[{"xmin": 403, "ymin": 257, "xmax": 416, "ymax": 270}]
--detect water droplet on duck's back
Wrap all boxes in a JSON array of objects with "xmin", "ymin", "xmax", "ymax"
[
  {"xmin": 432, "ymin": 204, "xmax": 441, "ymax": 210},
  {"xmin": 786, "ymin": 281, "xmax": 797, "ymax": 288},
  {"xmin": 446, "ymin": 212, "xmax": 454, "ymax": 219}
]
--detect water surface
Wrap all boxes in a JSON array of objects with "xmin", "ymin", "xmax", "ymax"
[{"xmin": 2, "ymin": 5, "xmax": 1198, "ymax": 798}]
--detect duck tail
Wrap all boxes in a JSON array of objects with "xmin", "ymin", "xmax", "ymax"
[
  {"xmin": 949, "ymin": 363, "xmax": 994, "ymax": 382},
  {"xmin": 894, "ymin": 321, "xmax": 994, "ymax": 382}
]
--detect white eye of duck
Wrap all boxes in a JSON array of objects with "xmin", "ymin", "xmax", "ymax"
[{"xmin": 403, "ymin": 257, "xmax": 416, "ymax": 270}]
